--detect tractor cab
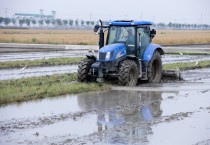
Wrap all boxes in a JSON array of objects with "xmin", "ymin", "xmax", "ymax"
[
  {"xmin": 78, "ymin": 20, "xmax": 164, "ymax": 86},
  {"xmin": 107, "ymin": 26, "xmax": 136, "ymax": 55},
  {"xmin": 96, "ymin": 20, "xmax": 157, "ymax": 59}
]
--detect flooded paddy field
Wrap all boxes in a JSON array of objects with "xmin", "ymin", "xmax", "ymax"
[
  {"xmin": 0, "ymin": 51, "xmax": 94, "ymax": 62},
  {"xmin": 1, "ymin": 53, "xmax": 210, "ymax": 80},
  {"xmin": 0, "ymin": 44, "xmax": 210, "ymax": 144},
  {"xmin": 0, "ymin": 65, "xmax": 78, "ymax": 80},
  {"xmin": 0, "ymin": 68, "xmax": 210, "ymax": 145},
  {"xmin": 1, "ymin": 54, "xmax": 210, "ymax": 80}
]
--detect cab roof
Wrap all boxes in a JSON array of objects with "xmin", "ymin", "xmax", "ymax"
[{"xmin": 109, "ymin": 20, "xmax": 153, "ymax": 26}]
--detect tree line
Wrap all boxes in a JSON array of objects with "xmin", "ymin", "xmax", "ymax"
[
  {"xmin": 155, "ymin": 22, "xmax": 210, "ymax": 30},
  {"xmin": 0, "ymin": 17, "xmax": 95, "ymax": 29},
  {"xmin": 0, "ymin": 17, "xmax": 210, "ymax": 30}
]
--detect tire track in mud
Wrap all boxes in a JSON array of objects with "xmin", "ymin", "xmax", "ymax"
[
  {"xmin": 35, "ymin": 107, "xmax": 210, "ymax": 145},
  {"xmin": 1, "ymin": 104, "xmax": 208, "ymax": 135},
  {"xmin": 1, "ymin": 93, "xmax": 210, "ymax": 144},
  {"xmin": 0, "ymin": 110, "xmax": 96, "ymax": 133},
  {"xmin": 22, "ymin": 110, "xmax": 198, "ymax": 145}
]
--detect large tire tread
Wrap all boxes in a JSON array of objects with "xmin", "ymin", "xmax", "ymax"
[
  {"xmin": 147, "ymin": 51, "xmax": 162, "ymax": 83},
  {"xmin": 118, "ymin": 60, "xmax": 138, "ymax": 86},
  {"xmin": 77, "ymin": 59, "xmax": 94, "ymax": 82}
]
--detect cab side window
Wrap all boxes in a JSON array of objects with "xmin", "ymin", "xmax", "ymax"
[{"xmin": 137, "ymin": 27, "xmax": 150, "ymax": 57}]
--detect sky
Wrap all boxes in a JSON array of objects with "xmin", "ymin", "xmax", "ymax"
[{"xmin": 0, "ymin": 0, "xmax": 210, "ymax": 24}]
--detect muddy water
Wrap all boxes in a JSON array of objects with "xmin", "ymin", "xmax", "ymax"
[
  {"xmin": 1, "ymin": 54, "xmax": 210, "ymax": 80},
  {"xmin": 1, "ymin": 51, "xmax": 210, "ymax": 64},
  {"xmin": 0, "ymin": 69, "xmax": 210, "ymax": 145},
  {"xmin": 0, "ymin": 65, "xmax": 78, "ymax": 80},
  {"xmin": 0, "ymin": 51, "xmax": 95, "ymax": 62},
  {"xmin": 162, "ymin": 54, "xmax": 210, "ymax": 64}
]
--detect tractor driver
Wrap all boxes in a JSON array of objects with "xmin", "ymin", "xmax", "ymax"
[{"xmin": 126, "ymin": 28, "xmax": 135, "ymax": 45}]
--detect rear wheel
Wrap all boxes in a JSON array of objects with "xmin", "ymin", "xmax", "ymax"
[
  {"xmin": 77, "ymin": 59, "xmax": 95, "ymax": 82},
  {"xmin": 147, "ymin": 51, "xmax": 162, "ymax": 83},
  {"xmin": 118, "ymin": 60, "xmax": 138, "ymax": 86}
]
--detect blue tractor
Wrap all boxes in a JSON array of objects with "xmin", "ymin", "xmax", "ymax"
[{"xmin": 77, "ymin": 20, "xmax": 164, "ymax": 86}]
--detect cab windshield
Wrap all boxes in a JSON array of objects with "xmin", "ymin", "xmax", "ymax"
[{"xmin": 107, "ymin": 26, "xmax": 135, "ymax": 46}]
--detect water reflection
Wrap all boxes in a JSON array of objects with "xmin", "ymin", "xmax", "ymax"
[{"xmin": 77, "ymin": 90, "xmax": 164, "ymax": 144}]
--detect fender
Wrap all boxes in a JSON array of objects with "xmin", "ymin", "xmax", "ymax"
[
  {"xmin": 86, "ymin": 55, "xmax": 96, "ymax": 61},
  {"xmin": 142, "ymin": 43, "xmax": 164, "ymax": 62}
]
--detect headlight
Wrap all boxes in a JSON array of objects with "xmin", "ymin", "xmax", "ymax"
[{"xmin": 105, "ymin": 52, "xmax": 111, "ymax": 60}]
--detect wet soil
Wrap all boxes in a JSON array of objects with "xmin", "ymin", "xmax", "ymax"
[
  {"xmin": 0, "ymin": 65, "xmax": 78, "ymax": 80},
  {"xmin": 0, "ymin": 44, "xmax": 210, "ymax": 144},
  {"xmin": 1, "ymin": 54, "xmax": 210, "ymax": 80},
  {"xmin": 0, "ymin": 68, "xmax": 210, "ymax": 145}
]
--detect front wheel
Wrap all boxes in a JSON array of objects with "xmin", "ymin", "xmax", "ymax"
[
  {"xmin": 147, "ymin": 51, "xmax": 162, "ymax": 83},
  {"xmin": 118, "ymin": 60, "xmax": 138, "ymax": 86},
  {"xmin": 77, "ymin": 59, "xmax": 95, "ymax": 82}
]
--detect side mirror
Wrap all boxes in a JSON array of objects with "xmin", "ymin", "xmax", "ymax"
[
  {"xmin": 94, "ymin": 25, "xmax": 99, "ymax": 32},
  {"xmin": 150, "ymin": 29, "xmax": 156, "ymax": 38}
]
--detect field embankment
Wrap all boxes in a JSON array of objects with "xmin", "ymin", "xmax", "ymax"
[
  {"xmin": 0, "ymin": 57, "xmax": 84, "ymax": 69},
  {"xmin": 163, "ymin": 60, "xmax": 210, "ymax": 70},
  {"xmin": 0, "ymin": 29, "xmax": 210, "ymax": 45},
  {"xmin": 0, "ymin": 73, "xmax": 110, "ymax": 105},
  {"xmin": 1, "ymin": 60, "xmax": 210, "ymax": 105}
]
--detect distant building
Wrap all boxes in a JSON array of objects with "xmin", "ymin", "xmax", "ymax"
[
  {"xmin": 14, "ymin": 10, "xmax": 56, "ymax": 20},
  {"xmin": 15, "ymin": 13, "xmax": 54, "ymax": 19}
]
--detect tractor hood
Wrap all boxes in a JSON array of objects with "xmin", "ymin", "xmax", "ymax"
[
  {"xmin": 99, "ymin": 43, "xmax": 125, "ymax": 53},
  {"xmin": 97, "ymin": 43, "xmax": 126, "ymax": 61}
]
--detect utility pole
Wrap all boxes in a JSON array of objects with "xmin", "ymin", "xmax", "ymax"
[
  {"xmin": 200, "ymin": 13, "xmax": 202, "ymax": 25},
  {"xmin": 4, "ymin": 8, "xmax": 8, "ymax": 17},
  {"xmin": 52, "ymin": 10, "xmax": 56, "ymax": 19},
  {"xmin": 89, "ymin": 12, "xmax": 92, "ymax": 21}
]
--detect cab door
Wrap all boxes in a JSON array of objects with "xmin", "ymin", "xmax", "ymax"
[{"xmin": 137, "ymin": 27, "xmax": 150, "ymax": 58}]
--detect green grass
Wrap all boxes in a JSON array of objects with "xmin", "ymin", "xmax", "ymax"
[
  {"xmin": 163, "ymin": 60, "xmax": 210, "ymax": 70},
  {"xmin": 1, "ymin": 59, "xmax": 210, "ymax": 105},
  {"xmin": 0, "ymin": 57, "xmax": 84, "ymax": 69},
  {"xmin": 165, "ymin": 52, "xmax": 210, "ymax": 55},
  {"xmin": 0, "ymin": 73, "xmax": 110, "ymax": 105}
]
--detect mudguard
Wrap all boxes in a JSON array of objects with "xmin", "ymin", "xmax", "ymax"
[
  {"xmin": 142, "ymin": 43, "xmax": 164, "ymax": 62},
  {"xmin": 86, "ymin": 55, "xmax": 96, "ymax": 61}
]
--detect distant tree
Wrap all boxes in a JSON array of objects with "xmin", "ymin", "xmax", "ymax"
[
  {"xmin": 90, "ymin": 21, "xmax": 94, "ymax": 26},
  {"xmin": 56, "ymin": 19, "xmax": 62, "ymax": 26},
  {"xmin": 193, "ymin": 24, "xmax": 197, "ymax": 29},
  {"xmin": 172, "ymin": 23, "xmax": 176, "ymax": 29},
  {"xmin": 75, "ymin": 19, "xmax": 79, "ymax": 26},
  {"xmin": 187, "ymin": 24, "xmax": 190, "ymax": 29},
  {"xmin": 31, "ymin": 19, "xmax": 37, "ymax": 25},
  {"xmin": 11, "ymin": 18, "xmax": 16, "ymax": 26},
  {"xmin": 63, "ymin": 19, "xmax": 68, "ymax": 26},
  {"xmin": 0, "ymin": 17, "xmax": 4, "ymax": 24},
  {"xmin": 19, "ymin": 19, "xmax": 25, "ymax": 27},
  {"xmin": 50, "ymin": 19, "xmax": 55, "ymax": 24},
  {"xmin": 86, "ymin": 21, "xmax": 90, "ymax": 26},
  {"xmin": 38, "ymin": 19, "xmax": 44, "ymax": 26},
  {"xmin": 81, "ymin": 20, "xmax": 84, "ymax": 26},
  {"xmin": 157, "ymin": 23, "xmax": 166, "ymax": 29},
  {"xmin": 45, "ymin": 19, "xmax": 50, "ymax": 25},
  {"xmin": 4, "ymin": 18, "xmax": 11, "ymax": 26},
  {"xmin": 25, "ymin": 18, "xmax": 30, "ymax": 27},
  {"xmin": 69, "ymin": 19, "xmax": 74, "ymax": 26},
  {"xmin": 168, "ymin": 22, "xmax": 172, "ymax": 28}
]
